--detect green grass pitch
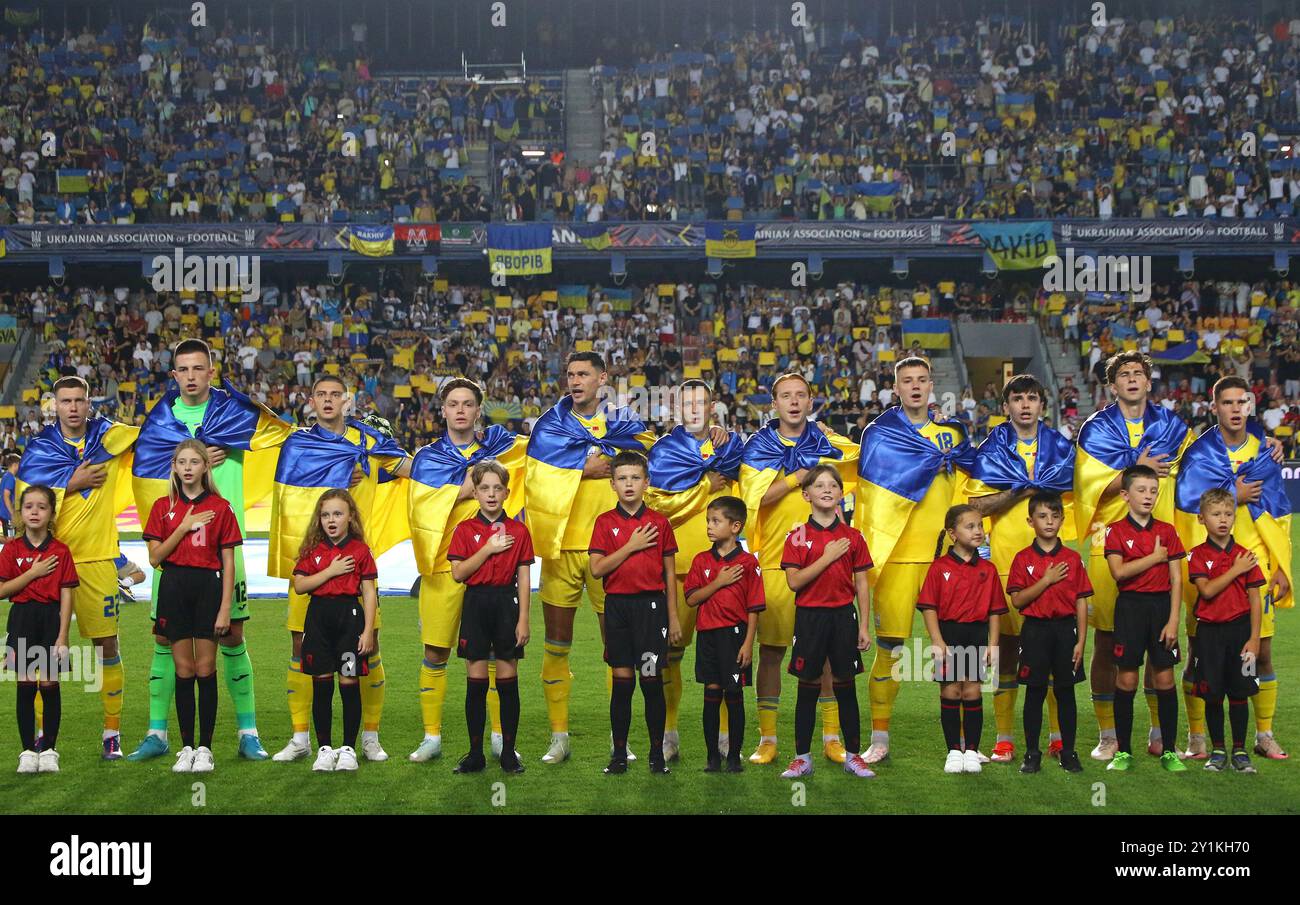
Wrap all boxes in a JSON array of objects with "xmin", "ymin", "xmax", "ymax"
[{"xmin": 0, "ymin": 544, "xmax": 1296, "ymax": 815}]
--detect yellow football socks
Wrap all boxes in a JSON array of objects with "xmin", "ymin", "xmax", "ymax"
[
  {"xmin": 100, "ymin": 653, "xmax": 123, "ymax": 732},
  {"xmin": 361, "ymin": 655, "xmax": 385, "ymax": 732},
  {"xmin": 418, "ymin": 658, "xmax": 448, "ymax": 736},
  {"xmin": 1256, "ymin": 674, "xmax": 1278, "ymax": 733},
  {"xmin": 287, "ymin": 657, "xmax": 313, "ymax": 734},
  {"xmin": 542, "ymin": 637, "xmax": 571, "ymax": 733}
]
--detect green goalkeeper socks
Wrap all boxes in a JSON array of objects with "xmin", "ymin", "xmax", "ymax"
[
  {"xmin": 222, "ymin": 641, "xmax": 258, "ymax": 732},
  {"xmin": 148, "ymin": 642, "xmax": 176, "ymax": 734}
]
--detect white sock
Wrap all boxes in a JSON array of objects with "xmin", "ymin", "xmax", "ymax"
[
  {"xmin": 1149, "ymin": 727, "xmax": 1162, "ymax": 742},
  {"xmin": 425, "ymin": 733, "xmax": 441, "ymax": 742},
  {"xmin": 293, "ymin": 730, "xmax": 309, "ymax": 747},
  {"xmin": 103, "ymin": 729, "xmax": 119, "ymax": 740},
  {"xmin": 664, "ymin": 730, "xmax": 679, "ymax": 742},
  {"xmin": 1257, "ymin": 729, "xmax": 1274, "ymax": 740},
  {"xmin": 760, "ymin": 734, "xmax": 777, "ymax": 745},
  {"xmin": 238, "ymin": 728, "xmax": 258, "ymax": 738},
  {"xmin": 822, "ymin": 732, "xmax": 841, "ymax": 743},
  {"xmin": 1099, "ymin": 728, "xmax": 1117, "ymax": 739},
  {"xmin": 871, "ymin": 729, "xmax": 890, "ymax": 746},
  {"xmin": 148, "ymin": 729, "xmax": 168, "ymax": 742},
  {"xmin": 997, "ymin": 733, "xmax": 1014, "ymax": 743},
  {"xmin": 362, "ymin": 730, "xmax": 378, "ymax": 745},
  {"xmin": 552, "ymin": 731, "xmax": 569, "ymax": 741},
  {"xmin": 1049, "ymin": 732, "xmax": 1062, "ymax": 742}
]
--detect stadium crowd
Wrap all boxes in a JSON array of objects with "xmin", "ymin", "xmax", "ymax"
[{"xmin": 9, "ymin": 13, "xmax": 1300, "ymax": 225}]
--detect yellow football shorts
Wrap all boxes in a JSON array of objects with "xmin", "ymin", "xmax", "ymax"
[
  {"xmin": 539, "ymin": 551, "xmax": 606, "ymax": 614},
  {"xmin": 1086, "ymin": 553, "xmax": 1118, "ymax": 633},
  {"xmin": 73, "ymin": 559, "xmax": 121, "ymax": 640},
  {"xmin": 872, "ymin": 561, "xmax": 930, "ymax": 641},
  {"xmin": 757, "ymin": 569, "xmax": 794, "ymax": 647},
  {"xmin": 419, "ymin": 571, "xmax": 467, "ymax": 649}
]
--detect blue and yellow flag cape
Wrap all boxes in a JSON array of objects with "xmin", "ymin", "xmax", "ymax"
[
  {"xmin": 524, "ymin": 396, "xmax": 650, "ymax": 560},
  {"xmin": 131, "ymin": 381, "xmax": 293, "ymax": 522},
  {"xmin": 852, "ymin": 406, "xmax": 975, "ymax": 569},
  {"xmin": 407, "ymin": 425, "xmax": 528, "ymax": 573},
  {"xmin": 17, "ymin": 415, "xmax": 139, "ymax": 562},
  {"xmin": 965, "ymin": 420, "xmax": 1078, "ymax": 568},
  {"xmin": 968, "ymin": 420, "xmax": 1076, "ymax": 494},
  {"xmin": 739, "ymin": 420, "xmax": 858, "ymax": 554},
  {"xmin": 644, "ymin": 425, "xmax": 743, "ymax": 524},
  {"xmin": 1174, "ymin": 421, "xmax": 1293, "ymax": 610},
  {"xmin": 1074, "ymin": 402, "xmax": 1191, "ymax": 545},
  {"xmin": 268, "ymin": 420, "xmax": 410, "ymax": 578}
]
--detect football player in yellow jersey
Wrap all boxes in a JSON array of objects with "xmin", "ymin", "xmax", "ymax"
[
  {"xmin": 644, "ymin": 379, "xmax": 740, "ymax": 761},
  {"xmin": 271, "ymin": 376, "xmax": 411, "ymax": 764},
  {"xmin": 967, "ymin": 375, "xmax": 1077, "ymax": 763},
  {"xmin": 854, "ymin": 358, "xmax": 972, "ymax": 764},
  {"xmin": 408, "ymin": 378, "xmax": 526, "ymax": 763},
  {"xmin": 528, "ymin": 353, "xmax": 657, "ymax": 764},
  {"xmin": 738, "ymin": 373, "xmax": 859, "ymax": 765},
  {"xmin": 1075, "ymin": 353, "xmax": 1193, "ymax": 760},
  {"xmin": 1175, "ymin": 378, "xmax": 1292, "ymax": 761},
  {"xmin": 15, "ymin": 376, "xmax": 139, "ymax": 758}
]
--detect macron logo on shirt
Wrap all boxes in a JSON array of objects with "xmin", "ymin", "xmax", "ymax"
[
  {"xmin": 473, "ymin": 534, "xmax": 481, "ymax": 543},
  {"xmin": 314, "ymin": 556, "xmax": 321, "ymax": 564},
  {"xmin": 942, "ymin": 571, "xmax": 951, "ymax": 581},
  {"xmin": 1027, "ymin": 565, "xmax": 1035, "ymax": 575},
  {"xmin": 612, "ymin": 527, "xmax": 620, "ymax": 537},
  {"xmin": 1126, "ymin": 539, "xmax": 1134, "ymax": 549},
  {"xmin": 704, "ymin": 569, "xmax": 711, "ymax": 579}
]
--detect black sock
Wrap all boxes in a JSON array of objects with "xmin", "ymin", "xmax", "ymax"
[
  {"xmin": 1228, "ymin": 698, "xmax": 1249, "ymax": 751},
  {"xmin": 962, "ymin": 696, "xmax": 983, "ymax": 752},
  {"xmin": 496, "ymin": 675, "xmax": 520, "ymax": 756},
  {"xmin": 175, "ymin": 675, "xmax": 196, "ymax": 749},
  {"xmin": 1114, "ymin": 687, "xmax": 1137, "ymax": 753},
  {"xmin": 197, "ymin": 673, "xmax": 217, "ymax": 749},
  {"xmin": 340, "ymin": 681, "xmax": 361, "ymax": 749},
  {"xmin": 1054, "ymin": 682, "xmax": 1077, "ymax": 753},
  {"xmin": 941, "ymin": 696, "xmax": 962, "ymax": 750},
  {"xmin": 610, "ymin": 675, "xmax": 634, "ymax": 758},
  {"xmin": 832, "ymin": 679, "xmax": 861, "ymax": 753},
  {"xmin": 640, "ymin": 674, "xmax": 666, "ymax": 760},
  {"xmin": 16, "ymin": 682, "xmax": 37, "ymax": 751},
  {"xmin": 39, "ymin": 684, "xmax": 61, "ymax": 750},
  {"xmin": 1205, "ymin": 696, "xmax": 1226, "ymax": 750},
  {"xmin": 465, "ymin": 676, "xmax": 489, "ymax": 754},
  {"xmin": 703, "ymin": 688, "xmax": 722, "ymax": 758},
  {"xmin": 1023, "ymin": 684, "xmax": 1048, "ymax": 753},
  {"xmin": 1156, "ymin": 687, "xmax": 1178, "ymax": 754},
  {"xmin": 724, "ymin": 689, "xmax": 745, "ymax": 759},
  {"xmin": 312, "ymin": 676, "xmax": 334, "ymax": 748},
  {"xmin": 794, "ymin": 681, "xmax": 820, "ymax": 755}
]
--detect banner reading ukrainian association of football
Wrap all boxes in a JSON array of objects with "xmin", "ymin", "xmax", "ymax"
[
  {"xmin": 487, "ymin": 223, "xmax": 553, "ymax": 275},
  {"xmin": 972, "ymin": 220, "xmax": 1056, "ymax": 270}
]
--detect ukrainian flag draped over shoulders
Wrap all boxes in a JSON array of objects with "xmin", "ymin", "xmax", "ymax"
[
  {"xmin": 644, "ymin": 426, "xmax": 743, "ymax": 526},
  {"xmin": 17, "ymin": 415, "xmax": 139, "ymax": 561},
  {"xmin": 524, "ymin": 396, "xmax": 651, "ymax": 560},
  {"xmin": 739, "ymin": 420, "xmax": 858, "ymax": 553},
  {"xmin": 1175, "ymin": 422, "xmax": 1293, "ymax": 609},
  {"xmin": 131, "ymin": 380, "xmax": 293, "ymax": 522},
  {"xmin": 408, "ymin": 425, "xmax": 528, "ymax": 571},
  {"xmin": 967, "ymin": 420, "xmax": 1076, "ymax": 496},
  {"xmin": 269, "ymin": 419, "xmax": 410, "ymax": 578},
  {"xmin": 852, "ymin": 406, "xmax": 975, "ymax": 569},
  {"xmin": 1074, "ymin": 402, "xmax": 1190, "ymax": 541}
]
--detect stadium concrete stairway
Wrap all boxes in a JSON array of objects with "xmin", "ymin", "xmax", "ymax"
[
  {"xmin": 564, "ymin": 69, "xmax": 602, "ymax": 168},
  {"xmin": 929, "ymin": 353, "xmax": 964, "ymax": 417},
  {"xmin": 1045, "ymin": 334, "xmax": 1096, "ymax": 421},
  {"xmin": 463, "ymin": 139, "xmax": 491, "ymax": 191}
]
